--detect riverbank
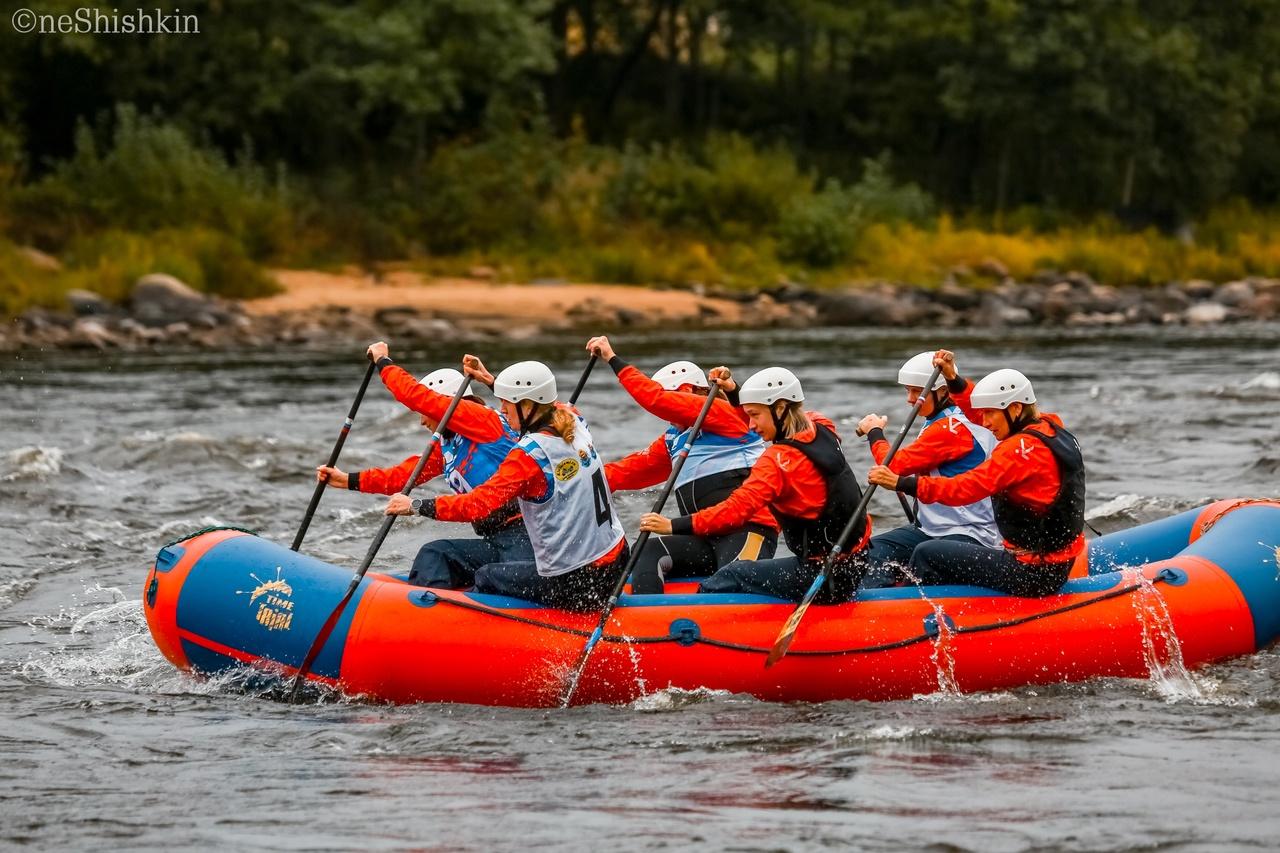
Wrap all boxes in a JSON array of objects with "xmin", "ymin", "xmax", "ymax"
[{"xmin": 4, "ymin": 264, "xmax": 1279, "ymax": 352}]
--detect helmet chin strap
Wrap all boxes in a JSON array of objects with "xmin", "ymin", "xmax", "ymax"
[
  {"xmin": 770, "ymin": 401, "xmax": 789, "ymax": 439},
  {"xmin": 1000, "ymin": 403, "xmax": 1038, "ymax": 435},
  {"xmin": 928, "ymin": 387, "xmax": 949, "ymax": 415},
  {"xmin": 516, "ymin": 400, "xmax": 553, "ymax": 437}
]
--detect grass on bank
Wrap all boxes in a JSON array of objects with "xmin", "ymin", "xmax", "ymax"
[{"xmin": 3, "ymin": 111, "xmax": 1280, "ymax": 317}]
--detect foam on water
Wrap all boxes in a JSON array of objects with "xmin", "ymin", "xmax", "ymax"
[
  {"xmin": 2, "ymin": 446, "xmax": 66, "ymax": 481},
  {"xmin": 631, "ymin": 685, "xmax": 735, "ymax": 712},
  {"xmin": 1239, "ymin": 371, "xmax": 1280, "ymax": 391}
]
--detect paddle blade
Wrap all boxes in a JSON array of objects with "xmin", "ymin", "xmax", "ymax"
[
  {"xmin": 764, "ymin": 598, "xmax": 813, "ymax": 668},
  {"xmin": 560, "ymin": 625, "xmax": 604, "ymax": 707}
]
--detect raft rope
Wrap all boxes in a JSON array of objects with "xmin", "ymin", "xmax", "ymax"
[
  {"xmin": 157, "ymin": 525, "xmax": 259, "ymax": 551},
  {"xmin": 418, "ymin": 571, "xmax": 1175, "ymax": 657}
]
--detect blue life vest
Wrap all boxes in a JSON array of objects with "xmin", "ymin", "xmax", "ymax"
[
  {"xmin": 441, "ymin": 414, "xmax": 522, "ymax": 536},
  {"xmin": 915, "ymin": 405, "xmax": 1000, "ymax": 546}
]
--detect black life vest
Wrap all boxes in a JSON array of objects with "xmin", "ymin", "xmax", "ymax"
[
  {"xmin": 991, "ymin": 420, "xmax": 1086, "ymax": 556},
  {"xmin": 471, "ymin": 500, "xmax": 522, "ymax": 538},
  {"xmin": 773, "ymin": 424, "xmax": 864, "ymax": 562},
  {"xmin": 674, "ymin": 467, "xmax": 753, "ymax": 515}
]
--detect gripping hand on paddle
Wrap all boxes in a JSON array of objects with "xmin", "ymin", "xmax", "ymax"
[
  {"xmin": 384, "ymin": 494, "xmax": 414, "ymax": 516},
  {"xmin": 933, "ymin": 349, "xmax": 958, "ymax": 381},
  {"xmin": 462, "ymin": 354, "xmax": 495, "ymax": 388},
  {"xmin": 367, "ymin": 341, "xmax": 390, "ymax": 363},
  {"xmin": 708, "ymin": 366, "xmax": 736, "ymax": 394},
  {"xmin": 316, "ymin": 466, "xmax": 349, "ymax": 489},
  {"xmin": 856, "ymin": 414, "xmax": 888, "ymax": 437},
  {"xmin": 585, "ymin": 335, "xmax": 615, "ymax": 361},
  {"xmin": 867, "ymin": 465, "xmax": 900, "ymax": 490},
  {"xmin": 638, "ymin": 512, "xmax": 673, "ymax": 535}
]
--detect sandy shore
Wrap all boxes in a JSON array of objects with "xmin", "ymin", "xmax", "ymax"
[{"xmin": 250, "ymin": 269, "xmax": 752, "ymax": 327}]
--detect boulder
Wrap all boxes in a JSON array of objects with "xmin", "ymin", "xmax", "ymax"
[
  {"xmin": 814, "ymin": 290, "xmax": 915, "ymax": 326},
  {"xmin": 932, "ymin": 282, "xmax": 982, "ymax": 310},
  {"xmin": 468, "ymin": 265, "xmax": 497, "ymax": 281},
  {"xmin": 17, "ymin": 307, "xmax": 74, "ymax": 332},
  {"xmin": 130, "ymin": 274, "xmax": 213, "ymax": 327},
  {"xmin": 1184, "ymin": 302, "xmax": 1228, "ymax": 325},
  {"xmin": 66, "ymin": 289, "xmax": 112, "ymax": 317},
  {"xmin": 66, "ymin": 318, "xmax": 119, "ymax": 350},
  {"xmin": 1062, "ymin": 271, "xmax": 1098, "ymax": 290},
  {"xmin": 1124, "ymin": 302, "xmax": 1166, "ymax": 325},
  {"xmin": 1245, "ymin": 292, "xmax": 1278, "ymax": 320},
  {"xmin": 1180, "ymin": 279, "xmax": 1217, "ymax": 301},
  {"xmin": 615, "ymin": 307, "xmax": 647, "ymax": 327},
  {"xmin": 994, "ymin": 305, "xmax": 1034, "ymax": 326},
  {"xmin": 1214, "ymin": 280, "xmax": 1255, "ymax": 307},
  {"xmin": 763, "ymin": 281, "xmax": 818, "ymax": 304}
]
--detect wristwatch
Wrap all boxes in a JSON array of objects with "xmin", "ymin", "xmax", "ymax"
[{"xmin": 410, "ymin": 498, "xmax": 424, "ymax": 515}]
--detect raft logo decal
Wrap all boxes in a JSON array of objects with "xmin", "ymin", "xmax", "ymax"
[
  {"xmin": 554, "ymin": 458, "xmax": 581, "ymax": 481},
  {"xmin": 236, "ymin": 566, "xmax": 295, "ymax": 631}
]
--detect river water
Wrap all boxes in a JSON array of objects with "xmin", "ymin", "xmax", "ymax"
[{"xmin": 3, "ymin": 324, "xmax": 1279, "ymax": 850}]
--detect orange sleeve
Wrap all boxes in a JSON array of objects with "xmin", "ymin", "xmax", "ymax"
[
  {"xmin": 432, "ymin": 448, "xmax": 546, "ymax": 521},
  {"xmin": 605, "ymin": 435, "xmax": 673, "ymax": 492},
  {"xmin": 381, "ymin": 364, "xmax": 504, "ymax": 442},
  {"xmin": 615, "ymin": 363, "xmax": 749, "ymax": 437},
  {"xmin": 947, "ymin": 377, "xmax": 982, "ymax": 424},
  {"xmin": 910, "ymin": 440, "xmax": 1041, "ymax": 506},
  {"xmin": 353, "ymin": 447, "xmax": 444, "ymax": 494},
  {"xmin": 870, "ymin": 417, "xmax": 976, "ymax": 475},
  {"xmin": 672, "ymin": 451, "xmax": 785, "ymax": 537}
]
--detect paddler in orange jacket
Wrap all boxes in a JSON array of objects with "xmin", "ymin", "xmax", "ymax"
[
  {"xmin": 316, "ymin": 342, "xmax": 530, "ymax": 589},
  {"xmin": 586, "ymin": 335, "xmax": 778, "ymax": 594},
  {"xmin": 640, "ymin": 366, "xmax": 871, "ymax": 603},
  {"xmin": 867, "ymin": 350, "xmax": 1085, "ymax": 596}
]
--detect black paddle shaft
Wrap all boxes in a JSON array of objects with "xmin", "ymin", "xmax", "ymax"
[
  {"xmin": 828, "ymin": 364, "xmax": 943, "ymax": 570},
  {"xmin": 288, "ymin": 375, "xmax": 474, "ymax": 702},
  {"xmin": 567, "ymin": 354, "xmax": 598, "ymax": 405},
  {"xmin": 292, "ymin": 359, "xmax": 379, "ymax": 552}
]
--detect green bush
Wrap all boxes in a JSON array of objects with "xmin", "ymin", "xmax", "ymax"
[
  {"xmin": 10, "ymin": 106, "xmax": 292, "ymax": 258},
  {"xmin": 605, "ymin": 134, "xmax": 812, "ymax": 238},
  {"xmin": 777, "ymin": 181, "xmax": 857, "ymax": 267},
  {"xmin": 411, "ymin": 133, "xmax": 565, "ymax": 254}
]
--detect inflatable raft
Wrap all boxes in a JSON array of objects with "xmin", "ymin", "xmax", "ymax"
[{"xmin": 143, "ymin": 499, "xmax": 1280, "ymax": 706}]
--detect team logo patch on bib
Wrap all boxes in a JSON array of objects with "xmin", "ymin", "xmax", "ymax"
[{"xmin": 554, "ymin": 458, "xmax": 581, "ymax": 481}]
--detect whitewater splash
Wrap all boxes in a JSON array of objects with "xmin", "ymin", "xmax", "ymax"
[
  {"xmin": 1128, "ymin": 569, "xmax": 1208, "ymax": 703},
  {"xmin": 2, "ymin": 445, "xmax": 65, "ymax": 481},
  {"xmin": 631, "ymin": 686, "xmax": 734, "ymax": 712}
]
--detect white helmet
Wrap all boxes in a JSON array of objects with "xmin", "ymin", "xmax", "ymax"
[
  {"xmin": 419, "ymin": 367, "xmax": 467, "ymax": 398},
  {"xmin": 493, "ymin": 361, "xmax": 558, "ymax": 404},
  {"xmin": 969, "ymin": 369, "xmax": 1036, "ymax": 410},
  {"xmin": 739, "ymin": 367, "xmax": 804, "ymax": 405},
  {"xmin": 898, "ymin": 352, "xmax": 946, "ymax": 390},
  {"xmin": 652, "ymin": 360, "xmax": 708, "ymax": 391}
]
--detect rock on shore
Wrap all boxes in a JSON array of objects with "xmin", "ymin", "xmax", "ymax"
[{"xmin": 3, "ymin": 269, "xmax": 1278, "ymax": 353}]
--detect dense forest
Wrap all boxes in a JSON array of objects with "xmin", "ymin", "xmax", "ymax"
[{"xmin": 2, "ymin": 0, "xmax": 1279, "ymax": 312}]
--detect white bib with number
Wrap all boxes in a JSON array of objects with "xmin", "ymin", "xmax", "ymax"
[{"xmin": 516, "ymin": 414, "xmax": 625, "ymax": 577}]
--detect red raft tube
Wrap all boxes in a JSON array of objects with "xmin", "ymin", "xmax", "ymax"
[{"xmin": 143, "ymin": 500, "xmax": 1280, "ymax": 707}]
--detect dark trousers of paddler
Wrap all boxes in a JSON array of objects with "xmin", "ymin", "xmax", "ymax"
[
  {"xmin": 909, "ymin": 539, "xmax": 1072, "ymax": 596},
  {"xmin": 408, "ymin": 523, "xmax": 533, "ymax": 589},
  {"xmin": 474, "ymin": 541, "xmax": 630, "ymax": 611},
  {"xmin": 629, "ymin": 525, "xmax": 778, "ymax": 594},
  {"xmin": 698, "ymin": 552, "xmax": 866, "ymax": 603},
  {"xmin": 860, "ymin": 525, "xmax": 984, "ymax": 589}
]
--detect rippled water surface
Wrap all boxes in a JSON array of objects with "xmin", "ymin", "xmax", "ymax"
[{"xmin": 3, "ymin": 324, "xmax": 1280, "ymax": 850}]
